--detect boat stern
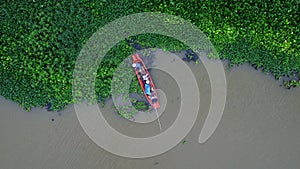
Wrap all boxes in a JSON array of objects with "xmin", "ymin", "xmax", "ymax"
[{"xmin": 152, "ymin": 102, "xmax": 160, "ymax": 109}]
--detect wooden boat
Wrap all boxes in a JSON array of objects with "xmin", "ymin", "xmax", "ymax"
[{"xmin": 132, "ymin": 53, "xmax": 160, "ymax": 109}]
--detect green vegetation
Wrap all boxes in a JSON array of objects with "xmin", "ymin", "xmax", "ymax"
[
  {"xmin": 0, "ymin": 0, "xmax": 299, "ymax": 111},
  {"xmin": 114, "ymin": 104, "xmax": 138, "ymax": 120},
  {"xmin": 132, "ymin": 99, "xmax": 150, "ymax": 112},
  {"xmin": 113, "ymin": 98, "xmax": 150, "ymax": 120}
]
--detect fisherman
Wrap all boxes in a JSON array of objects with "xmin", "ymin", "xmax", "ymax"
[
  {"xmin": 139, "ymin": 66, "xmax": 146, "ymax": 75},
  {"xmin": 150, "ymin": 91, "xmax": 158, "ymax": 103},
  {"xmin": 132, "ymin": 62, "xmax": 141, "ymax": 70},
  {"xmin": 142, "ymin": 74, "xmax": 149, "ymax": 81},
  {"xmin": 150, "ymin": 91, "xmax": 157, "ymax": 100},
  {"xmin": 145, "ymin": 80, "xmax": 151, "ymax": 95}
]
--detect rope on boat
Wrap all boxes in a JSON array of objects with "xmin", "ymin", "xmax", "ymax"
[{"xmin": 155, "ymin": 108, "xmax": 162, "ymax": 131}]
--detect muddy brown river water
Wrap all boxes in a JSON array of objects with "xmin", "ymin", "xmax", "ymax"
[{"xmin": 0, "ymin": 52, "xmax": 300, "ymax": 169}]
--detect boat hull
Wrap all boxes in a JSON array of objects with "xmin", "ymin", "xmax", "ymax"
[{"xmin": 132, "ymin": 53, "xmax": 160, "ymax": 109}]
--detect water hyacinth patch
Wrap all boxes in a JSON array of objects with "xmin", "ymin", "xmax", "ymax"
[{"xmin": 0, "ymin": 0, "xmax": 299, "ymax": 111}]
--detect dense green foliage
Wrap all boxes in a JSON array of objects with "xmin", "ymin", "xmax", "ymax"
[
  {"xmin": 0, "ymin": 0, "xmax": 299, "ymax": 111},
  {"xmin": 132, "ymin": 100, "xmax": 149, "ymax": 111},
  {"xmin": 114, "ymin": 98, "xmax": 150, "ymax": 120}
]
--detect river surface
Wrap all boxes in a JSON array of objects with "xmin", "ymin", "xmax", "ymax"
[{"xmin": 0, "ymin": 52, "xmax": 300, "ymax": 169}]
